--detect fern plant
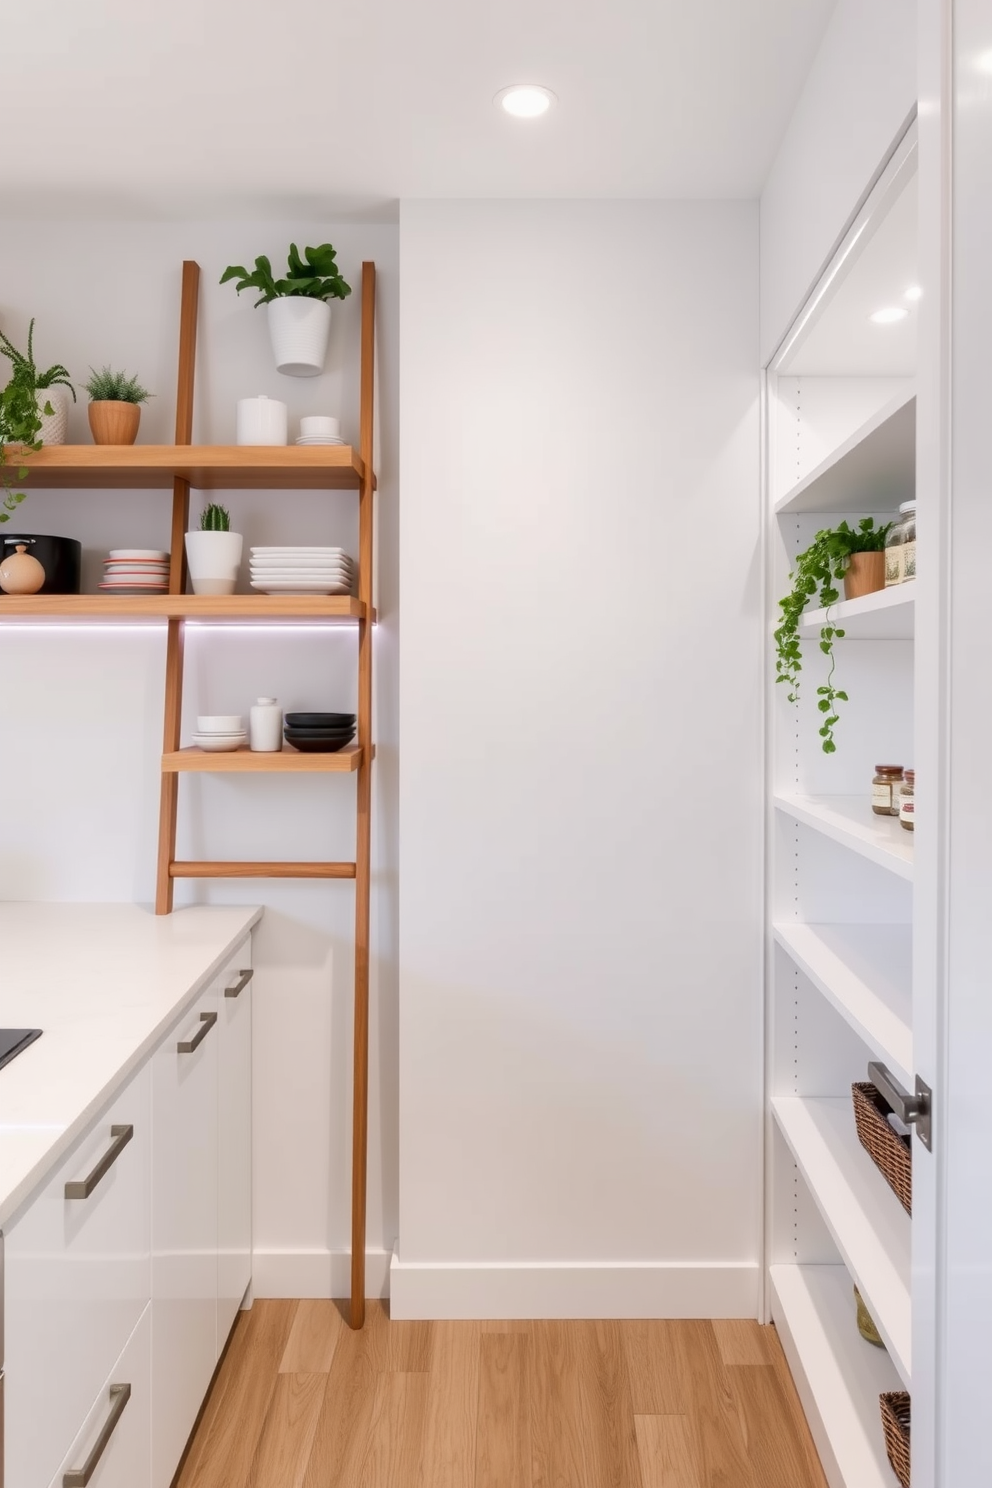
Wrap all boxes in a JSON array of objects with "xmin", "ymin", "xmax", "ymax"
[
  {"xmin": 84, "ymin": 366, "xmax": 152, "ymax": 404},
  {"xmin": 0, "ymin": 318, "xmax": 74, "ymax": 521},
  {"xmin": 199, "ymin": 503, "xmax": 231, "ymax": 532},
  {"xmin": 774, "ymin": 517, "xmax": 892, "ymax": 753},
  {"xmin": 220, "ymin": 243, "xmax": 351, "ymax": 307},
  {"xmin": 0, "ymin": 320, "xmax": 76, "ymax": 400}
]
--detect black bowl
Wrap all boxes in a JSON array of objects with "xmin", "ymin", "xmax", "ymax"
[
  {"xmin": 285, "ymin": 712, "xmax": 355, "ymax": 728},
  {"xmin": 283, "ymin": 724, "xmax": 355, "ymax": 737},
  {"xmin": 284, "ymin": 734, "xmax": 355, "ymax": 754},
  {"xmin": 284, "ymin": 725, "xmax": 355, "ymax": 739}
]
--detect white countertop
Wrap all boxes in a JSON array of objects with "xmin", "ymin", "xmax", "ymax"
[{"xmin": 0, "ymin": 902, "xmax": 261, "ymax": 1230}]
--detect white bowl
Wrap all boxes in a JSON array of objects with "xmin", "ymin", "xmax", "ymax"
[
  {"xmin": 300, "ymin": 415, "xmax": 340, "ymax": 438},
  {"xmin": 192, "ymin": 733, "xmax": 247, "ymax": 752},
  {"xmin": 196, "ymin": 715, "xmax": 245, "ymax": 733}
]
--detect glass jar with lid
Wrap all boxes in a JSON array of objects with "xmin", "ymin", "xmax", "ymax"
[
  {"xmin": 885, "ymin": 511, "xmax": 907, "ymax": 586},
  {"xmin": 899, "ymin": 769, "xmax": 915, "ymax": 830},
  {"xmin": 872, "ymin": 764, "xmax": 904, "ymax": 816},
  {"xmin": 899, "ymin": 501, "xmax": 916, "ymax": 582}
]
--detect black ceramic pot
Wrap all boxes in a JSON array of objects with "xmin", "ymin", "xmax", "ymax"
[{"xmin": 0, "ymin": 534, "xmax": 82, "ymax": 594}]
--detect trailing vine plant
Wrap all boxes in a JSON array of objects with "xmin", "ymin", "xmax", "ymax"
[
  {"xmin": 0, "ymin": 319, "xmax": 76, "ymax": 522},
  {"xmin": 774, "ymin": 517, "xmax": 892, "ymax": 753}
]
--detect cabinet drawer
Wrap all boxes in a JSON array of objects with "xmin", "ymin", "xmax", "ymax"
[
  {"xmin": 217, "ymin": 939, "xmax": 252, "ymax": 1346},
  {"xmin": 6, "ymin": 1063, "xmax": 151, "ymax": 1488},
  {"xmin": 47, "ymin": 1302, "xmax": 151, "ymax": 1488}
]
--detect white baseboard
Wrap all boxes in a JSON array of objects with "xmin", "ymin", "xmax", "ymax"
[
  {"xmin": 252, "ymin": 1248, "xmax": 392, "ymax": 1299},
  {"xmin": 388, "ymin": 1256, "xmax": 760, "ymax": 1320}
]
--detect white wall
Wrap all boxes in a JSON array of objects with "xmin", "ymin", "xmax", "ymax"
[
  {"xmin": 394, "ymin": 200, "xmax": 763, "ymax": 1318},
  {"xmin": 760, "ymin": 0, "xmax": 917, "ymax": 363},
  {"xmin": 0, "ymin": 220, "xmax": 399, "ymax": 1297}
]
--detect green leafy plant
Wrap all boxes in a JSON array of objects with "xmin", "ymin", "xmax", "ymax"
[
  {"xmin": 0, "ymin": 318, "xmax": 77, "ymax": 523},
  {"xmin": 220, "ymin": 243, "xmax": 352, "ymax": 307},
  {"xmin": 774, "ymin": 517, "xmax": 893, "ymax": 753},
  {"xmin": 84, "ymin": 366, "xmax": 152, "ymax": 404},
  {"xmin": 199, "ymin": 503, "xmax": 231, "ymax": 532}
]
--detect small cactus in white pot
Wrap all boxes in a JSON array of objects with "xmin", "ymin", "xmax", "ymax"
[{"xmin": 185, "ymin": 503, "xmax": 243, "ymax": 595}]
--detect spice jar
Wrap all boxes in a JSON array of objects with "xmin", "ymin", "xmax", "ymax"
[
  {"xmin": 899, "ymin": 769, "xmax": 915, "ymax": 831},
  {"xmin": 872, "ymin": 765, "xmax": 904, "ymax": 816},
  {"xmin": 885, "ymin": 512, "xmax": 906, "ymax": 587},
  {"xmin": 899, "ymin": 501, "xmax": 916, "ymax": 582}
]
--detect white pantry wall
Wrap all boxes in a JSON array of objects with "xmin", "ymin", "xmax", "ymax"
[
  {"xmin": 394, "ymin": 200, "xmax": 763, "ymax": 1318},
  {"xmin": 0, "ymin": 221, "xmax": 398, "ymax": 1296}
]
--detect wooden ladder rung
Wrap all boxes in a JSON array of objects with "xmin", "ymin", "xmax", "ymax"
[{"xmin": 169, "ymin": 861, "xmax": 357, "ymax": 879}]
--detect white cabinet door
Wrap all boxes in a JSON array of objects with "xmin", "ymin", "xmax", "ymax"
[
  {"xmin": 150, "ymin": 984, "xmax": 219, "ymax": 1488},
  {"xmin": 48, "ymin": 1303, "xmax": 152, "ymax": 1488},
  {"xmin": 217, "ymin": 948, "xmax": 253, "ymax": 1348},
  {"xmin": 5, "ymin": 1062, "xmax": 151, "ymax": 1488}
]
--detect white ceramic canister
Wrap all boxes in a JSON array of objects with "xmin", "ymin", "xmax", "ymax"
[
  {"xmin": 236, "ymin": 395, "xmax": 288, "ymax": 446},
  {"xmin": 250, "ymin": 696, "xmax": 283, "ymax": 752}
]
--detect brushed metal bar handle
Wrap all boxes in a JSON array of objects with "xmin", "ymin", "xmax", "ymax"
[
  {"xmin": 177, "ymin": 1010, "xmax": 218, "ymax": 1053},
  {"xmin": 65, "ymin": 1126, "xmax": 134, "ymax": 1200},
  {"xmin": 225, "ymin": 968, "xmax": 253, "ymax": 999},
  {"xmin": 867, "ymin": 1061, "xmax": 933, "ymax": 1151},
  {"xmin": 63, "ymin": 1382, "xmax": 131, "ymax": 1486}
]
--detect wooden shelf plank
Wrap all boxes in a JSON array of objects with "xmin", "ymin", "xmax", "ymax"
[
  {"xmin": 0, "ymin": 595, "xmax": 366, "ymax": 621},
  {"xmin": 798, "ymin": 585, "xmax": 915, "ymax": 640},
  {"xmin": 774, "ymin": 923, "xmax": 913, "ymax": 1091},
  {"xmin": 770, "ymin": 1264, "xmax": 903, "ymax": 1488},
  {"xmin": 170, "ymin": 861, "xmax": 356, "ymax": 879},
  {"xmin": 774, "ymin": 389, "xmax": 916, "ymax": 515},
  {"xmin": 162, "ymin": 744, "xmax": 364, "ymax": 772},
  {"xmin": 774, "ymin": 794, "xmax": 914, "ymax": 881},
  {"xmin": 772, "ymin": 1096, "xmax": 911, "ymax": 1387},
  {"xmin": 1, "ymin": 443, "xmax": 365, "ymax": 490}
]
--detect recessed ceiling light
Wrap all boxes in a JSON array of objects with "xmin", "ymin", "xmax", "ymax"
[
  {"xmin": 870, "ymin": 307, "xmax": 909, "ymax": 325},
  {"xmin": 495, "ymin": 84, "xmax": 557, "ymax": 119},
  {"xmin": 904, "ymin": 285, "xmax": 923, "ymax": 301}
]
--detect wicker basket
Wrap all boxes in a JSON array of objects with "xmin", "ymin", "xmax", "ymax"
[
  {"xmin": 852, "ymin": 1082, "xmax": 912, "ymax": 1215},
  {"xmin": 880, "ymin": 1392, "xmax": 911, "ymax": 1488}
]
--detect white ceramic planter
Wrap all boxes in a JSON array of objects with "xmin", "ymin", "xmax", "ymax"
[
  {"xmin": 35, "ymin": 386, "xmax": 69, "ymax": 445},
  {"xmin": 267, "ymin": 297, "xmax": 332, "ymax": 377},
  {"xmin": 236, "ymin": 396, "xmax": 288, "ymax": 445},
  {"xmin": 185, "ymin": 530, "xmax": 244, "ymax": 596}
]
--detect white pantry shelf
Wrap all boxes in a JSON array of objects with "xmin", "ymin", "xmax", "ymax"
[
  {"xmin": 770, "ymin": 1265, "xmax": 903, "ymax": 1488},
  {"xmin": 774, "ymin": 923, "xmax": 913, "ymax": 1091},
  {"xmin": 798, "ymin": 584, "xmax": 915, "ymax": 640},
  {"xmin": 774, "ymin": 794, "xmax": 914, "ymax": 881},
  {"xmin": 772, "ymin": 1096, "xmax": 911, "ymax": 1386},
  {"xmin": 774, "ymin": 389, "xmax": 916, "ymax": 516}
]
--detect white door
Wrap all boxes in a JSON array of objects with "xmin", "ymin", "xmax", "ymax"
[
  {"xmin": 217, "ymin": 951, "xmax": 253, "ymax": 1345},
  {"xmin": 150, "ymin": 984, "xmax": 219, "ymax": 1488}
]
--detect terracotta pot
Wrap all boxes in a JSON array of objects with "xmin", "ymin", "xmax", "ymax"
[
  {"xmin": 88, "ymin": 400, "xmax": 141, "ymax": 445},
  {"xmin": 843, "ymin": 551, "xmax": 885, "ymax": 600}
]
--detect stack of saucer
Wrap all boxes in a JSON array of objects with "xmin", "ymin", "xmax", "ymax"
[
  {"xmin": 296, "ymin": 415, "xmax": 344, "ymax": 447},
  {"xmin": 250, "ymin": 547, "xmax": 354, "ymax": 595},
  {"xmin": 192, "ymin": 715, "xmax": 247, "ymax": 753},
  {"xmin": 284, "ymin": 711, "xmax": 356, "ymax": 754},
  {"xmin": 99, "ymin": 549, "xmax": 170, "ymax": 593}
]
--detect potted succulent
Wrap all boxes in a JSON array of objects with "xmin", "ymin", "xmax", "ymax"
[
  {"xmin": 84, "ymin": 366, "xmax": 152, "ymax": 445},
  {"xmin": 185, "ymin": 503, "xmax": 243, "ymax": 596},
  {"xmin": 0, "ymin": 320, "xmax": 75, "ymax": 445},
  {"xmin": 774, "ymin": 517, "xmax": 893, "ymax": 753},
  {"xmin": 220, "ymin": 242, "xmax": 352, "ymax": 377}
]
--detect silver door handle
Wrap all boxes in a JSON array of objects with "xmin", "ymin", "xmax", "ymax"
[
  {"xmin": 868, "ymin": 1061, "xmax": 933, "ymax": 1151},
  {"xmin": 63, "ymin": 1382, "xmax": 131, "ymax": 1486},
  {"xmin": 177, "ymin": 1010, "xmax": 218, "ymax": 1053},
  {"xmin": 225, "ymin": 968, "xmax": 253, "ymax": 999},
  {"xmin": 65, "ymin": 1126, "xmax": 134, "ymax": 1200}
]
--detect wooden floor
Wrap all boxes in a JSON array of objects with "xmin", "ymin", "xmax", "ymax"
[{"xmin": 176, "ymin": 1302, "xmax": 828, "ymax": 1488}]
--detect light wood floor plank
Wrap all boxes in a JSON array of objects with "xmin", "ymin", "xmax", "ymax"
[
  {"xmin": 767, "ymin": 1327, "xmax": 830, "ymax": 1488},
  {"xmin": 246, "ymin": 1372, "xmax": 326, "ymax": 1488},
  {"xmin": 386, "ymin": 1315, "xmax": 433, "ymax": 1372},
  {"xmin": 280, "ymin": 1299, "xmax": 346, "ymax": 1373},
  {"xmin": 674, "ymin": 1322, "xmax": 755, "ymax": 1488},
  {"xmin": 302, "ymin": 1301, "xmax": 390, "ymax": 1488},
  {"xmin": 418, "ymin": 1319, "xmax": 482, "ymax": 1488},
  {"xmin": 176, "ymin": 1300, "xmax": 298, "ymax": 1488},
  {"xmin": 575, "ymin": 1320, "xmax": 644, "ymax": 1488},
  {"xmin": 475, "ymin": 1332, "xmax": 533, "ymax": 1488},
  {"xmin": 634, "ymin": 1415, "xmax": 703, "ymax": 1488},
  {"xmin": 530, "ymin": 1320, "xmax": 587, "ymax": 1488},
  {"xmin": 360, "ymin": 1372, "xmax": 429, "ymax": 1488},
  {"xmin": 732, "ymin": 1359, "xmax": 829, "ymax": 1488},
  {"xmin": 622, "ymin": 1321, "xmax": 688, "ymax": 1415},
  {"xmin": 710, "ymin": 1320, "xmax": 772, "ymax": 1368}
]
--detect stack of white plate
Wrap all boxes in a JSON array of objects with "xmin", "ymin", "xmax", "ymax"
[
  {"xmin": 296, "ymin": 434, "xmax": 345, "ymax": 446},
  {"xmin": 99, "ymin": 549, "xmax": 170, "ymax": 593},
  {"xmin": 192, "ymin": 715, "xmax": 247, "ymax": 753},
  {"xmin": 250, "ymin": 547, "xmax": 354, "ymax": 595}
]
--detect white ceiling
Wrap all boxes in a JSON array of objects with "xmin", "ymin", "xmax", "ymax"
[
  {"xmin": 784, "ymin": 170, "xmax": 918, "ymax": 376},
  {"xmin": 3, "ymin": 0, "xmax": 836, "ymax": 217}
]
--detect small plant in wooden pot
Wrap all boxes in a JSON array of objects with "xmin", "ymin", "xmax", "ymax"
[
  {"xmin": 185, "ymin": 503, "xmax": 243, "ymax": 596},
  {"xmin": 0, "ymin": 319, "xmax": 75, "ymax": 445},
  {"xmin": 220, "ymin": 242, "xmax": 352, "ymax": 377},
  {"xmin": 774, "ymin": 517, "xmax": 892, "ymax": 753},
  {"xmin": 84, "ymin": 366, "xmax": 152, "ymax": 445}
]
